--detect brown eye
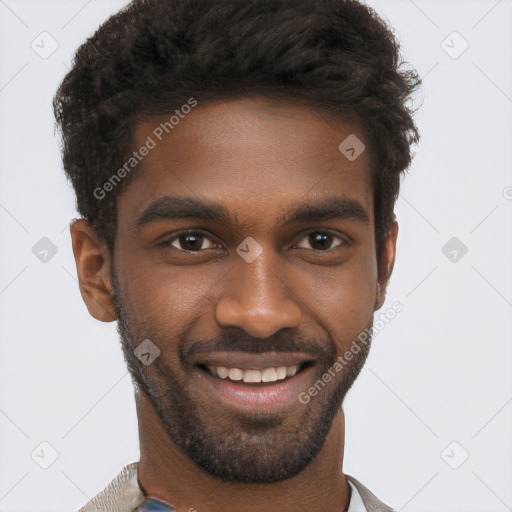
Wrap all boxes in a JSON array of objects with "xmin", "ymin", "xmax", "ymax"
[
  {"xmin": 295, "ymin": 231, "xmax": 346, "ymax": 251},
  {"xmin": 159, "ymin": 231, "xmax": 216, "ymax": 252}
]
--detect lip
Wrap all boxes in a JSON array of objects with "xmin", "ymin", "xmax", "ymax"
[
  {"xmin": 194, "ymin": 361, "xmax": 316, "ymax": 412},
  {"xmin": 192, "ymin": 351, "xmax": 315, "ymax": 370}
]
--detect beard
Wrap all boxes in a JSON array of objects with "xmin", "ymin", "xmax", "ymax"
[{"xmin": 111, "ymin": 269, "xmax": 373, "ymax": 484}]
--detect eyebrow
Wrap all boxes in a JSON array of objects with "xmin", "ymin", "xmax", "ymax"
[{"xmin": 134, "ymin": 194, "xmax": 370, "ymax": 232}]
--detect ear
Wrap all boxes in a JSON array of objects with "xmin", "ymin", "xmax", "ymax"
[
  {"xmin": 374, "ymin": 220, "xmax": 399, "ymax": 311},
  {"xmin": 70, "ymin": 219, "xmax": 117, "ymax": 322}
]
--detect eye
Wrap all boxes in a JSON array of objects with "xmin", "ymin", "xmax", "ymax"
[
  {"xmin": 294, "ymin": 230, "xmax": 348, "ymax": 251},
  {"xmin": 158, "ymin": 230, "xmax": 220, "ymax": 252}
]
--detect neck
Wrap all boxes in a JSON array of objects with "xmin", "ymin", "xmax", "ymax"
[{"xmin": 135, "ymin": 390, "xmax": 350, "ymax": 512}]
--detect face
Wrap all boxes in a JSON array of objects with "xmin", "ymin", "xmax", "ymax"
[{"xmin": 76, "ymin": 97, "xmax": 397, "ymax": 484}]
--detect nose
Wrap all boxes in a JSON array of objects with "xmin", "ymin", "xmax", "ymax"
[{"xmin": 214, "ymin": 252, "xmax": 302, "ymax": 338}]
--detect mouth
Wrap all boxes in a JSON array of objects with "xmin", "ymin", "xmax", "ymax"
[
  {"xmin": 200, "ymin": 361, "xmax": 313, "ymax": 385},
  {"xmin": 192, "ymin": 352, "xmax": 317, "ymax": 411}
]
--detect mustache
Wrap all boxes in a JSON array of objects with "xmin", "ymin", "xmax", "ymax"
[{"xmin": 180, "ymin": 329, "xmax": 336, "ymax": 361}]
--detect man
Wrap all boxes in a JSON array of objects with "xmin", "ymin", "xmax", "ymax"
[{"xmin": 53, "ymin": 0, "xmax": 420, "ymax": 510}]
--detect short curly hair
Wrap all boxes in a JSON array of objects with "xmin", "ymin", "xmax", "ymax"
[{"xmin": 53, "ymin": 0, "xmax": 420, "ymax": 262}]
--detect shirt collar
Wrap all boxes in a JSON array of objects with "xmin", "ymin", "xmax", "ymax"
[{"xmin": 78, "ymin": 462, "xmax": 394, "ymax": 512}]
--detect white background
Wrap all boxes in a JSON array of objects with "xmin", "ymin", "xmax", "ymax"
[{"xmin": 0, "ymin": 1, "xmax": 511, "ymax": 511}]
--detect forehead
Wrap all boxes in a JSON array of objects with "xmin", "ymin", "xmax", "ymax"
[{"xmin": 121, "ymin": 97, "xmax": 373, "ymax": 229}]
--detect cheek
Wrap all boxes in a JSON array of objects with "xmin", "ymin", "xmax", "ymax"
[
  {"xmin": 300, "ymin": 255, "xmax": 377, "ymax": 348},
  {"xmin": 124, "ymin": 264, "xmax": 216, "ymax": 339},
  {"xmin": 124, "ymin": 259, "xmax": 210, "ymax": 309}
]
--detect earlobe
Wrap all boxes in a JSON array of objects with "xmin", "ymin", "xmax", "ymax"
[
  {"xmin": 70, "ymin": 219, "xmax": 117, "ymax": 322},
  {"xmin": 374, "ymin": 220, "xmax": 399, "ymax": 311}
]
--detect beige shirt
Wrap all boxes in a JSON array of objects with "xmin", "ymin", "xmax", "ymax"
[{"xmin": 78, "ymin": 462, "xmax": 395, "ymax": 512}]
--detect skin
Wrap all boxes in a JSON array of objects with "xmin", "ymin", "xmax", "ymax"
[{"xmin": 70, "ymin": 97, "xmax": 398, "ymax": 512}]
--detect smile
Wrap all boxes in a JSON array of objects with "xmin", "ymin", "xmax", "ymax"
[
  {"xmin": 205, "ymin": 364, "xmax": 300, "ymax": 383},
  {"xmin": 192, "ymin": 352, "xmax": 317, "ymax": 411}
]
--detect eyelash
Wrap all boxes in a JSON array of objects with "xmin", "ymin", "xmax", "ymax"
[{"xmin": 157, "ymin": 229, "xmax": 350, "ymax": 253}]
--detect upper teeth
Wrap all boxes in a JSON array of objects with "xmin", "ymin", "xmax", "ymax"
[{"xmin": 207, "ymin": 365, "xmax": 299, "ymax": 383}]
